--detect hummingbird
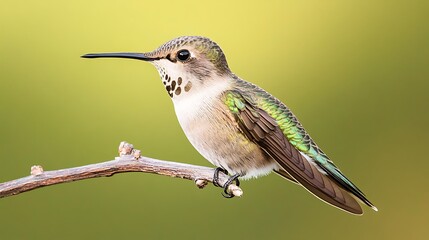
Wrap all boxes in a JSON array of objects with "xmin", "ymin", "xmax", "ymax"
[{"xmin": 82, "ymin": 36, "xmax": 377, "ymax": 215}]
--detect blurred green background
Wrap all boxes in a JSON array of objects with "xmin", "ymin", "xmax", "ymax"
[{"xmin": 0, "ymin": 0, "xmax": 428, "ymax": 239}]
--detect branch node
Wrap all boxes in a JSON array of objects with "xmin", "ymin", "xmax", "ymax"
[
  {"xmin": 118, "ymin": 141, "xmax": 133, "ymax": 156},
  {"xmin": 132, "ymin": 149, "xmax": 142, "ymax": 160},
  {"xmin": 227, "ymin": 184, "xmax": 243, "ymax": 197},
  {"xmin": 195, "ymin": 179, "xmax": 208, "ymax": 189},
  {"xmin": 30, "ymin": 165, "xmax": 44, "ymax": 176}
]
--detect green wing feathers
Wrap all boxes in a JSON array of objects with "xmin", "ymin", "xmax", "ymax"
[
  {"xmin": 225, "ymin": 83, "xmax": 376, "ymax": 213},
  {"xmin": 256, "ymin": 88, "xmax": 376, "ymax": 210}
]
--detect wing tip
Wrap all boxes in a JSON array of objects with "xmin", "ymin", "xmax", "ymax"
[
  {"xmin": 357, "ymin": 194, "xmax": 378, "ymax": 212},
  {"xmin": 339, "ymin": 202, "xmax": 377, "ymax": 214}
]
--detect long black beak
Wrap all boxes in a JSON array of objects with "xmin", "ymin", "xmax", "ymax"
[{"xmin": 81, "ymin": 52, "xmax": 160, "ymax": 61}]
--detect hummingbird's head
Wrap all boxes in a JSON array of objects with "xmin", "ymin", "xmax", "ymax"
[
  {"xmin": 148, "ymin": 36, "xmax": 230, "ymax": 77},
  {"xmin": 82, "ymin": 36, "xmax": 231, "ymax": 99}
]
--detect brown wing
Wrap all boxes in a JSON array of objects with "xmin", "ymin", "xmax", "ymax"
[{"xmin": 235, "ymin": 102, "xmax": 363, "ymax": 215}]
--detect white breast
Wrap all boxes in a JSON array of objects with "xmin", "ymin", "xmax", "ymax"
[
  {"xmin": 172, "ymin": 79, "xmax": 231, "ymax": 167},
  {"xmin": 172, "ymin": 78, "xmax": 231, "ymax": 126}
]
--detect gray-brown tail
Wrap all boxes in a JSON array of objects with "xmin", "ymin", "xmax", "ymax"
[{"xmin": 275, "ymin": 169, "xmax": 364, "ymax": 215}]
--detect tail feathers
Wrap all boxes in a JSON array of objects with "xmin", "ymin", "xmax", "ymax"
[
  {"xmin": 317, "ymin": 163, "xmax": 378, "ymax": 212},
  {"xmin": 275, "ymin": 169, "xmax": 364, "ymax": 215}
]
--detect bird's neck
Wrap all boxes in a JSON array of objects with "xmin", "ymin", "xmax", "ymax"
[{"xmin": 172, "ymin": 76, "xmax": 231, "ymax": 120}]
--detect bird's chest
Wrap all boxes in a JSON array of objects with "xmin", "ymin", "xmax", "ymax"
[{"xmin": 174, "ymin": 97, "xmax": 238, "ymax": 166}]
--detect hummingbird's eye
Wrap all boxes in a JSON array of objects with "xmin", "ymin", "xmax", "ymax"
[{"xmin": 177, "ymin": 49, "xmax": 190, "ymax": 62}]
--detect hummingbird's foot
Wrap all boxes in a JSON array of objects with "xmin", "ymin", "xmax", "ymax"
[
  {"xmin": 213, "ymin": 168, "xmax": 241, "ymax": 198},
  {"xmin": 213, "ymin": 167, "xmax": 228, "ymax": 187},
  {"xmin": 221, "ymin": 174, "xmax": 241, "ymax": 198}
]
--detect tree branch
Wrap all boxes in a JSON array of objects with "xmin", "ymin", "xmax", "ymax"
[{"xmin": 0, "ymin": 142, "xmax": 243, "ymax": 199}]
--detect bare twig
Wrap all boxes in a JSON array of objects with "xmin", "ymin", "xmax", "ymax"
[{"xmin": 0, "ymin": 142, "xmax": 242, "ymax": 198}]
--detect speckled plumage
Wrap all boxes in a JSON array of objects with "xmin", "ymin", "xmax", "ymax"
[{"xmin": 82, "ymin": 36, "xmax": 376, "ymax": 214}]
